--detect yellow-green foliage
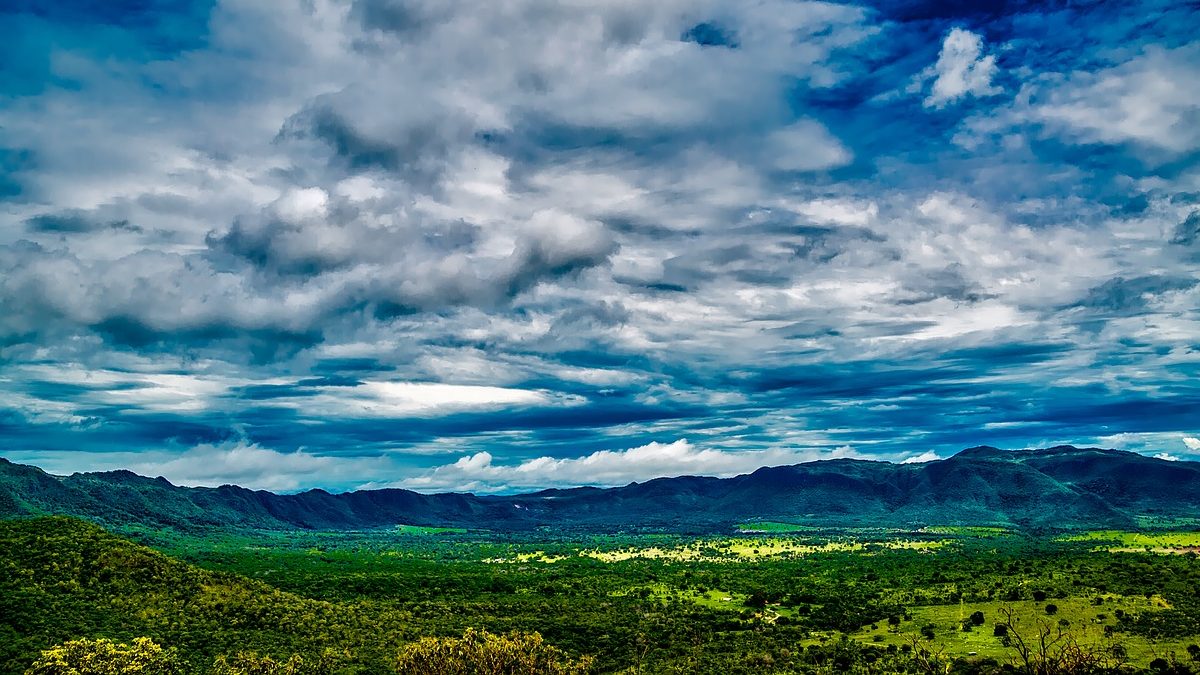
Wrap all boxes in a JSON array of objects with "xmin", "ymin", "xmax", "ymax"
[
  {"xmin": 25, "ymin": 637, "xmax": 180, "ymax": 675},
  {"xmin": 1063, "ymin": 530, "xmax": 1200, "ymax": 552},
  {"xmin": 210, "ymin": 650, "xmax": 340, "ymax": 675},
  {"xmin": 395, "ymin": 629, "xmax": 592, "ymax": 675}
]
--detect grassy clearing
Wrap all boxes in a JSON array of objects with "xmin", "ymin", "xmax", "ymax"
[
  {"xmin": 832, "ymin": 595, "xmax": 1194, "ymax": 665},
  {"xmin": 481, "ymin": 536, "xmax": 948, "ymax": 563},
  {"xmin": 1063, "ymin": 530, "xmax": 1200, "ymax": 553},
  {"xmin": 921, "ymin": 526, "xmax": 1012, "ymax": 537},
  {"xmin": 578, "ymin": 537, "xmax": 947, "ymax": 562}
]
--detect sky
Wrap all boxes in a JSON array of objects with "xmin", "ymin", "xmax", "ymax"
[{"xmin": 0, "ymin": 0, "xmax": 1198, "ymax": 494}]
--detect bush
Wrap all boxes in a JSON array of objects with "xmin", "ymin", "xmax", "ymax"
[
  {"xmin": 211, "ymin": 651, "xmax": 339, "ymax": 674},
  {"xmin": 1045, "ymin": 604, "xmax": 1058, "ymax": 615},
  {"xmin": 395, "ymin": 629, "xmax": 592, "ymax": 675},
  {"xmin": 26, "ymin": 637, "xmax": 180, "ymax": 675}
]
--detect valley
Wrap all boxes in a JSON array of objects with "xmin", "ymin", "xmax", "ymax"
[{"xmin": 4, "ymin": 516, "xmax": 1200, "ymax": 673}]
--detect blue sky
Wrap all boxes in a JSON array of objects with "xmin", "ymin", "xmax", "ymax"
[{"xmin": 1, "ymin": 0, "xmax": 1197, "ymax": 493}]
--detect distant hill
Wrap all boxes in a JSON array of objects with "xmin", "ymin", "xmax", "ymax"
[{"xmin": 3, "ymin": 446, "xmax": 1199, "ymax": 532}]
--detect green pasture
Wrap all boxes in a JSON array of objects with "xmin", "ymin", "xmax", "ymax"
[{"xmin": 833, "ymin": 594, "xmax": 1195, "ymax": 665}]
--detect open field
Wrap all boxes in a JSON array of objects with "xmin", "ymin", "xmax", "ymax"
[{"xmin": 1063, "ymin": 530, "xmax": 1200, "ymax": 553}]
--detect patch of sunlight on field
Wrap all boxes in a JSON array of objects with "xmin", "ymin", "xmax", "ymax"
[
  {"xmin": 1062, "ymin": 531, "xmax": 1200, "ymax": 553},
  {"xmin": 485, "ymin": 537, "xmax": 947, "ymax": 563},
  {"xmin": 829, "ymin": 594, "xmax": 1192, "ymax": 666},
  {"xmin": 920, "ymin": 526, "xmax": 1012, "ymax": 537}
]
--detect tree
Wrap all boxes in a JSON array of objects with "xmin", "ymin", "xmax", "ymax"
[
  {"xmin": 211, "ymin": 651, "xmax": 339, "ymax": 675},
  {"xmin": 744, "ymin": 591, "xmax": 768, "ymax": 609},
  {"xmin": 996, "ymin": 607, "xmax": 1125, "ymax": 674},
  {"xmin": 1045, "ymin": 604, "xmax": 1058, "ymax": 615},
  {"xmin": 395, "ymin": 629, "xmax": 593, "ymax": 675},
  {"xmin": 25, "ymin": 637, "xmax": 180, "ymax": 675},
  {"xmin": 970, "ymin": 611, "xmax": 986, "ymax": 626}
]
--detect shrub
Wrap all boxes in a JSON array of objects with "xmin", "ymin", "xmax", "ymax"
[
  {"xmin": 395, "ymin": 629, "xmax": 592, "ymax": 675},
  {"xmin": 26, "ymin": 637, "xmax": 180, "ymax": 675}
]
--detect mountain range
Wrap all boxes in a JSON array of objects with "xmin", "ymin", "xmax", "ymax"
[{"xmin": 3, "ymin": 445, "xmax": 1199, "ymax": 533}]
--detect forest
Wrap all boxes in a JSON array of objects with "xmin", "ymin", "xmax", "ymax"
[{"xmin": 3, "ymin": 517, "xmax": 1200, "ymax": 674}]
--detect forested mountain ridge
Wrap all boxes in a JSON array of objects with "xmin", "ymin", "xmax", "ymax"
[{"xmin": 3, "ymin": 446, "xmax": 1199, "ymax": 532}]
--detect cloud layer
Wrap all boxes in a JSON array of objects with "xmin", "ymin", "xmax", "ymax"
[{"xmin": 0, "ymin": 0, "xmax": 1197, "ymax": 492}]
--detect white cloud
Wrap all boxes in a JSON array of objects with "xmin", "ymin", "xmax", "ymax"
[
  {"xmin": 266, "ymin": 380, "xmax": 579, "ymax": 418},
  {"xmin": 130, "ymin": 442, "xmax": 368, "ymax": 491},
  {"xmin": 924, "ymin": 28, "xmax": 1000, "ymax": 108},
  {"xmin": 766, "ymin": 119, "xmax": 853, "ymax": 171},
  {"xmin": 9, "ymin": 442, "xmax": 386, "ymax": 492},
  {"xmin": 1092, "ymin": 432, "xmax": 1200, "ymax": 459},
  {"xmin": 902, "ymin": 450, "xmax": 942, "ymax": 464},
  {"xmin": 1033, "ymin": 46, "xmax": 1200, "ymax": 154},
  {"xmin": 785, "ymin": 198, "xmax": 878, "ymax": 226},
  {"xmin": 1155, "ymin": 452, "xmax": 1180, "ymax": 462},
  {"xmin": 396, "ymin": 439, "xmax": 863, "ymax": 492}
]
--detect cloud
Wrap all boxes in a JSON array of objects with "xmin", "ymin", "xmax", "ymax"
[
  {"xmin": 397, "ymin": 440, "xmax": 862, "ymax": 492},
  {"xmin": 1, "ymin": 0, "xmax": 1198, "ymax": 492},
  {"xmin": 18, "ymin": 442, "xmax": 385, "ymax": 493},
  {"xmin": 1032, "ymin": 45, "xmax": 1200, "ymax": 155},
  {"xmin": 264, "ymin": 380, "xmax": 580, "ymax": 418},
  {"xmin": 923, "ymin": 28, "xmax": 1000, "ymax": 108},
  {"xmin": 132, "ymin": 442, "xmax": 375, "ymax": 491},
  {"xmin": 902, "ymin": 450, "xmax": 942, "ymax": 464},
  {"xmin": 766, "ymin": 120, "xmax": 853, "ymax": 172},
  {"xmin": 1184, "ymin": 437, "xmax": 1200, "ymax": 451}
]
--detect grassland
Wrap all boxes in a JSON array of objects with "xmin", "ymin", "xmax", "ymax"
[
  {"xmin": 831, "ymin": 595, "xmax": 1197, "ymax": 663},
  {"xmin": 1062, "ymin": 530, "xmax": 1200, "ymax": 553}
]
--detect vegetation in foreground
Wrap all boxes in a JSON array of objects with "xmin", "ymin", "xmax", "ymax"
[{"xmin": 3, "ymin": 517, "xmax": 1200, "ymax": 673}]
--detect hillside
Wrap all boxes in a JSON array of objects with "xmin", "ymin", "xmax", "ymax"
[
  {"xmin": 3, "ymin": 446, "xmax": 1199, "ymax": 532},
  {"xmin": 0, "ymin": 516, "xmax": 411, "ymax": 673}
]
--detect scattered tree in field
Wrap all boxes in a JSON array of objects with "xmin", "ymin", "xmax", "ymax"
[
  {"xmin": 970, "ymin": 610, "xmax": 986, "ymax": 626},
  {"xmin": 1045, "ymin": 604, "xmax": 1058, "ymax": 615},
  {"xmin": 26, "ymin": 637, "xmax": 180, "ymax": 675},
  {"xmin": 394, "ymin": 629, "xmax": 592, "ymax": 675},
  {"xmin": 744, "ymin": 591, "xmax": 769, "ymax": 609}
]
